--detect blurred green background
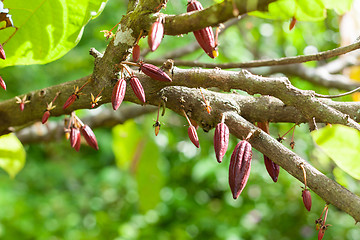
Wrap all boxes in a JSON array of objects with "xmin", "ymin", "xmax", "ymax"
[{"xmin": 0, "ymin": 0, "xmax": 359, "ymax": 239}]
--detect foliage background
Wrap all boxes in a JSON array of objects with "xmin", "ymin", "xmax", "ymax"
[{"xmin": 0, "ymin": 0, "xmax": 359, "ymax": 239}]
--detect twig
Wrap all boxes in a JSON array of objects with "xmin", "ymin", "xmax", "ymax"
[
  {"xmin": 146, "ymin": 41, "xmax": 360, "ymax": 69},
  {"xmin": 314, "ymin": 86, "xmax": 360, "ymax": 98}
]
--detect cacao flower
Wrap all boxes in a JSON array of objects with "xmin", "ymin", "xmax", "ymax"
[
  {"xmin": 0, "ymin": 43, "xmax": 5, "ymax": 60},
  {"xmin": 63, "ymin": 94, "xmax": 77, "ymax": 110},
  {"xmin": 302, "ymin": 188, "xmax": 312, "ymax": 212},
  {"xmin": 229, "ymin": 140, "xmax": 252, "ymax": 199},
  {"xmin": 148, "ymin": 19, "xmax": 164, "ymax": 52},
  {"xmin": 187, "ymin": 0, "xmax": 218, "ymax": 58},
  {"xmin": 188, "ymin": 125, "xmax": 199, "ymax": 148},
  {"xmin": 42, "ymin": 110, "xmax": 51, "ymax": 124},
  {"xmin": 130, "ymin": 76, "xmax": 146, "ymax": 103},
  {"xmin": 214, "ymin": 122, "xmax": 229, "ymax": 163},
  {"xmin": 258, "ymin": 122, "xmax": 280, "ymax": 182},
  {"xmin": 133, "ymin": 44, "xmax": 140, "ymax": 62},
  {"xmin": 80, "ymin": 125, "xmax": 99, "ymax": 150},
  {"xmin": 140, "ymin": 62, "xmax": 172, "ymax": 82},
  {"xmin": 153, "ymin": 121, "xmax": 161, "ymax": 136},
  {"xmin": 112, "ymin": 78, "xmax": 126, "ymax": 110},
  {"xmin": 0, "ymin": 76, "xmax": 6, "ymax": 90}
]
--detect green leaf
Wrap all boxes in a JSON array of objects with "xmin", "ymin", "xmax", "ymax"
[
  {"xmin": 311, "ymin": 125, "xmax": 360, "ymax": 180},
  {"xmin": 322, "ymin": 0, "xmax": 353, "ymax": 15},
  {"xmin": 135, "ymin": 139, "xmax": 163, "ymax": 212},
  {"xmin": 112, "ymin": 120, "xmax": 142, "ymax": 170},
  {"xmin": 0, "ymin": 0, "xmax": 108, "ymax": 68},
  {"xmin": 250, "ymin": 0, "xmax": 353, "ymax": 21},
  {"xmin": 112, "ymin": 119, "xmax": 163, "ymax": 212},
  {"xmin": 0, "ymin": 133, "xmax": 26, "ymax": 178}
]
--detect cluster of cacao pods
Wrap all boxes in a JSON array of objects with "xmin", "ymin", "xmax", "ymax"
[
  {"xmin": 131, "ymin": 0, "xmax": 218, "ymax": 61},
  {"xmin": 65, "ymin": 113, "xmax": 98, "ymax": 151},
  {"xmin": 213, "ymin": 116, "xmax": 253, "ymax": 199}
]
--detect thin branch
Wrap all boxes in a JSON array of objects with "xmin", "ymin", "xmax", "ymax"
[
  {"xmin": 146, "ymin": 41, "xmax": 360, "ymax": 68},
  {"xmin": 314, "ymin": 86, "xmax": 360, "ymax": 98}
]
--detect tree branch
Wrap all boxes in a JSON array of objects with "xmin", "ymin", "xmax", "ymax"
[{"xmin": 157, "ymin": 86, "xmax": 360, "ymax": 222}]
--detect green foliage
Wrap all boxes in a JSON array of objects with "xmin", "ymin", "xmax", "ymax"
[
  {"xmin": 251, "ymin": 0, "xmax": 353, "ymax": 21},
  {"xmin": 312, "ymin": 125, "xmax": 360, "ymax": 180},
  {"xmin": 0, "ymin": 0, "xmax": 359, "ymax": 239},
  {"xmin": 0, "ymin": 0, "xmax": 108, "ymax": 68},
  {"xmin": 0, "ymin": 133, "xmax": 26, "ymax": 178}
]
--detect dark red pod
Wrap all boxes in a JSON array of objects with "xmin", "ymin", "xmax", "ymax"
[
  {"xmin": 112, "ymin": 78, "xmax": 126, "ymax": 110},
  {"xmin": 257, "ymin": 122, "xmax": 280, "ymax": 182},
  {"xmin": 188, "ymin": 125, "xmax": 199, "ymax": 148},
  {"xmin": 42, "ymin": 110, "xmax": 51, "ymax": 124},
  {"xmin": 74, "ymin": 132, "xmax": 81, "ymax": 152},
  {"xmin": 80, "ymin": 125, "xmax": 99, "ymax": 150},
  {"xmin": 0, "ymin": 43, "xmax": 6, "ymax": 60},
  {"xmin": 140, "ymin": 63, "xmax": 172, "ymax": 82},
  {"xmin": 229, "ymin": 140, "xmax": 252, "ymax": 199},
  {"xmin": 187, "ymin": 0, "xmax": 217, "ymax": 59},
  {"xmin": 187, "ymin": 0, "xmax": 203, "ymax": 12},
  {"xmin": 0, "ymin": 76, "xmax": 6, "ymax": 90},
  {"xmin": 214, "ymin": 122, "xmax": 229, "ymax": 163},
  {"xmin": 133, "ymin": 44, "xmax": 140, "ymax": 62},
  {"xmin": 63, "ymin": 94, "xmax": 77, "ymax": 110},
  {"xmin": 302, "ymin": 189, "xmax": 312, "ymax": 212},
  {"xmin": 130, "ymin": 76, "xmax": 146, "ymax": 103},
  {"xmin": 70, "ymin": 127, "xmax": 80, "ymax": 149},
  {"xmin": 264, "ymin": 156, "xmax": 280, "ymax": 182},
  {"xmin": 148, "ymin": 20, "xmax": 164, "ymax": 52}
]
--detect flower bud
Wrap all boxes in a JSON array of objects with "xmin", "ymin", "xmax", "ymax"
[{"xmin": 80, "ymin": 125, "xmax": 99, "ymax": 150}]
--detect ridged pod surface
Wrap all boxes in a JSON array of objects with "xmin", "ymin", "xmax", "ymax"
[
  {"xmin": 214, "ymin": 122, "xmax": 229, "ymax": 163},
  {"xmin": 112, "ymin": 78, "xmax": 126, "ymax": 110},
  {"xmin": 80, "ymin": 125, "xmax": 99, "ymax": 150},
  {"xmin": 70, "ymin": 127, "xmax": 80, "ymax": 149},
  {"xmin": 130, "ymin": 76, "xmax": 146, "ymax": 103},
  {"xmin": 187, "ymin": 0, "xmax": 217, "ymax": 58},
  {"xmin": 188, "ymin": 125, "xmax": 199, "ymax": 148},
  {"xmin": 148, "ymin": 20, "xmax": 164, "ymax": 52},
  {"xmin": 229, "ymin": 140, "xmax": 252, "ymax": 199},
  {"xmin": 140, "ymin": 63, "xmax": 172, "ymax": 82},
  {"xmin": 0, "ymin": 76, "xmax": 6, "ymax": 90},
  {"xmin": 0, "ymin": 43, "xmax": 6, "ymax": 60},
  {"xmin": 63, "ymin": 94, "xmax": 77, "ymax": 110},
  {"xmin": 258, "ymin": 122, "xmax": 280, "ymax": 182}
]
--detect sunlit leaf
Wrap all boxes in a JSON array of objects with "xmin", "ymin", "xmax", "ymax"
[
  {"xmin": 0, "ymin": 133, "xmax": 26, "ymax": 178},
  {"xmin": 250, "ymin": 0, "xmax": 352, "ymax": 21},
  {"xmin": 311, "ymin": 125, "xmax": 360, "ymax": 180},
  {"xmin": 112, "ymin": 120, "xmax": 142, "ymax": 170},
  {"xmin": 0, "ymin": 0, "xmax": 108, "ymax": 68}
]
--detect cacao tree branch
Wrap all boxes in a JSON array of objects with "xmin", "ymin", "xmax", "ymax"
[
  {"xmin": 147, "ymin": 40, "xmax": 360, "ymax": 68},
  {"xmin": 2, "ymin": 67, "xmax": 360, "ymax": 135},
  {"xmin": 158, "ymin": 86, "xmax": 360, "ymax": 222}
]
